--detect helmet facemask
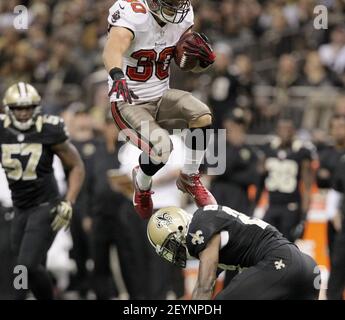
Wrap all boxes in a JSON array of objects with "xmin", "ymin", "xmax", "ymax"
[
  {"xmin": 146, "ymin": 0, "xmax": 190, "ymax": 24},
  {"xmin": 157, "ymin": 231, "xmax": 187, "ymax": 268},
  {"xmin": 5, "ymin": 105, "xmax": 42, "ymax": 131}
]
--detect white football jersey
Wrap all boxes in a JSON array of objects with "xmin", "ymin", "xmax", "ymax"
[{"xmin": 107, "ymin": 0, "xmax": 194, "ymax": 103}]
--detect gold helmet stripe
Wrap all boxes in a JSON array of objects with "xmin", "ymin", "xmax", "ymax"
[{"xmin": 18, "ymin": 82, "xmax": 27, "ymax": 99}]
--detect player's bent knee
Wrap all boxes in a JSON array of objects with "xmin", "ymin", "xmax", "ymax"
[
  {"xmin": 189, "ymin": 114, "xmax": 212, "ymax": 128},
  {"xmin": 150, "ymin": 138, "xmax": 173, "ymax": 165},
  {"xmin": 151, "ymin": 150, "xmax": 171, "ymax": 165}
]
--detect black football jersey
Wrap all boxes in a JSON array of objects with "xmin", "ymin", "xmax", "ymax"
[
  {"xmin": 317, "ymin": 146, "xmax": 345, "ymax": 189},
  {"xmin": 90, "ymin": 141, "xmax": 125, "ymax": 217},
  {"xmin": 0, "ymin": 114, "xmax": 68, "ymax": 209},
  {"xmin": 186, "ymin": 205, "xmax": 290, "ymax": 270},
  {"xmin": 262, "ymin": 139, "xmax": 313, "ymax": 205},
  {"xmin": 70, "ymin": 139, "xmax": 99, "ymax": 217}
]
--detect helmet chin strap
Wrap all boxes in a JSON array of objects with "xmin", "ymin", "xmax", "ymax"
[
  {"xmin": 5, "ymin": 106, "xmax": 42, "ymax": 131},
  {"xmin": 147, "ymin": 6, "xmax": 167, "ymax": 23},
  {"xmin": 12, "ymin": 118, "xmax": 34, "ymax": 131}
]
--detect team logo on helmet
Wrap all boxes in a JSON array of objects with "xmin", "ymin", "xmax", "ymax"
[{"xmin": 155, "ymin": 212, "xmax": 173, "ymax": 228}]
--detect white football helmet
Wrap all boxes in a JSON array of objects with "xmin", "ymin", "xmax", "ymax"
[
  {"xmin": 145, "ymin": 0, "xmax": 190, "ymax": 24},
  {"xmin": 2, "ymin": 82, "xmax": 42, "ymax": 131},
  {"xmin": 147, "ymin": 206, "xmax": 191, "ymax": 267}
]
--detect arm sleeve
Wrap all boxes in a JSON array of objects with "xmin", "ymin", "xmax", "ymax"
[
  {"xmin": 45, "ymin": 118, "xmax": 69, "ymax": 145},
  {"xmin": 107, "ymin": 0, "xmax": 148, "ymax": 38}
]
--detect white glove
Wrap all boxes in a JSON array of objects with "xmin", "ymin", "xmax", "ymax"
[{"xmin": 51, "ymin": 201, "xmax": 73, "ymax": 231}]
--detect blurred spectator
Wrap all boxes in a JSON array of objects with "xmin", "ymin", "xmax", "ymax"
[
  {"xmin": 210, "ymin": 108, "xmax": 259, "ymax": 214},
  {"xmin": 63, "ymin": 104, "xmax": 96, "ymax": 299},
  {"xmin": 233, "ymin": 53, "xmax": 263, "ymax": 113},
  {"xmin": 319, "ymin": 24, "xmax": 345, "ymax": 75},
  {"xmin": 207, "ymin": 42, "xmax": 238, "ymax": 129},
  {"xmin": 326, "ymin": 151, "xmax": 345, "ymax": 300},
  {"xmin": 335, "ymin": 95, "xmax": 345, "ymax": 116},
  {"xmin": 89, "ymin": 116, "xmax": 144, "ymax": 300},
  {"xmin": 316, "ymin": 115, "xmax": 345, "ymax": 264},
  {"xmin": 299, "ymin": 51, "xmax": 334, "ymax": 87},
  {"xmin": 273, "ymin": 54, "xmax": 301, "ymax": 89}
]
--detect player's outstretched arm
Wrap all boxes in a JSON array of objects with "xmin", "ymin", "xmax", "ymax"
[
  {"xmin": 192, "ymin": 234, "xmax": 220, "ymax": 300},
  {"xmin": 103, "ymin": 27, "xmax": 138, "ymax": 103},
  {"xmin": 52, "ymin": 141, "xmax": 85, "ymax": 205},
  {"xmin": 103, "ymin": 27, "xmax": 133, "ymax": 73}
]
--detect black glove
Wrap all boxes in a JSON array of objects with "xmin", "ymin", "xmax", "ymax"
[
  {"xmin": 108, "ymin": 67, "xmax": 138, "ymax": 104},
  {"xmin": 184, "ymin": 33, "xmax": 216, "ymax": 68}
]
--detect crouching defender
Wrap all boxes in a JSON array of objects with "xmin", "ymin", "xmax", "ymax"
[{"xmin": 147, "ymin": 205, "xmax": 320, "ymax": 300}]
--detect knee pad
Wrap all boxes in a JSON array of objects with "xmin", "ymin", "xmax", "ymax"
[
  {"xmin": 139, "ymin": 138, "xmax": 173, "ymax": 176},
  {"xmin": 150, "ymin": 140, "xmax": 173, "ymax": 164},
  {"xmin": 149, "ymin": 130, "xmax": 173, "ymax": 164}
]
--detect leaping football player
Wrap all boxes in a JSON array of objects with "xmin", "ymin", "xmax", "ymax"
[{"xmin": 103, "ymin": 0, "xmax": 217, "ymax": 219}]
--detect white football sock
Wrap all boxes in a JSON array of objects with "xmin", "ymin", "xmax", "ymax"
[
  {"xmin": 182, "ymin": 149, "xmax": 206, "ymax": 175},
  {"xmin": 136, "ymin": 167, "xmax": 152, "ymax": 190}
]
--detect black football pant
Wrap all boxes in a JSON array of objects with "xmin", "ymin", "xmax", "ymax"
[
  {"xmin": 0, "ymin": 206, "xmax": 16, "ymax": 299},
  {"xmin": 327, "ymin": 227, "xmax": 345, "ymax": 300},
  {"xmin": 327, "ymin": 221, "xmax": 337, "ymax": 258},
  {"xmin": 264, "ymin": 204, "xmax": 302, "ymax": 241},
  {"xmin": 69, "ymin": 209, "xmax": 91, "ymax": 298},
  {"xmin": 11, "ymin": 203, "xmax": 56, "ymax": 300},
  {"xmin": 216, "ymin": 244, "xmax": 319, "ymax": 300},
  {"xmin": 92, "ymin": 215, "xmax": 137, "ymax": 300},
  {"xmin": 101, "ymin": 202, "xmax": 184, "ymax": 300},
  {"xmin": 92, "ymin": 201, "xmax": 150, "ymax": 300}
]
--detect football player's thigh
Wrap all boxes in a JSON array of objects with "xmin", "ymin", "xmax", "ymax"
[
  {"xmin": 280, "ymin": 208, "xmax": 300, "ymax": 240},
  {"xmin": 111, "ymin": 102, "xmax": 170, "ymax": 156},
  {"xmin": 215, "ymin": 262, "xmax": 288, "ymax": 300},
  {"xmin": 17, "ymin": 204, "xmax": 55, "ymax": 268},
  {"xmin": 157, "ymin": 89, "xmax": 211, "ymax": 130},
  {"xmin": 10, "ymin": 209, "xmax": 29, "ymax": 257},
  {"xmin": 263, "ymin": 206, "xmax": 281, "ymax": 227}
]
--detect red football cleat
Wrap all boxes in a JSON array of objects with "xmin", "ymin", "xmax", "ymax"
[
  {"xmin": 132, "ymin": 166, "xmax": 154, "ymax": 219},
  {"xmin": 176, "ymin": 172, "xmax": 217, "ymax": 207}
]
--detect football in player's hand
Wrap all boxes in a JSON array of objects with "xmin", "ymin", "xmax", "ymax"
[{"xmin": 174, "ymin": 32, "xmax": 199, "ymax": 71}]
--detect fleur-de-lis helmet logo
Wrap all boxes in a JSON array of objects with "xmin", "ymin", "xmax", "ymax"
[{"xmin": 155, "ymin": 212, "xmax": 173, "ymax": 228}]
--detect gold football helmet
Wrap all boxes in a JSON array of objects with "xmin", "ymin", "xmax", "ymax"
[
  {"xmin": 2, "ymin": 82, "xmax": 42, "ymax": 131},
  {"xmin": 147, "ymin": 206, "xmax": 191, "ymax": 268}
]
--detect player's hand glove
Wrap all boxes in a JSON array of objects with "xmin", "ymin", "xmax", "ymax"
[
  {"xmin": 51, "ymin": 201, "xmax": 73, "ymax": 232},
  {"xmin": 108, "ymin": 67, "xmax": 138, "ymax": 104},
  {"xmin": 184, "ymin": 33, "xmax": 216, "ymax": 68}
]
